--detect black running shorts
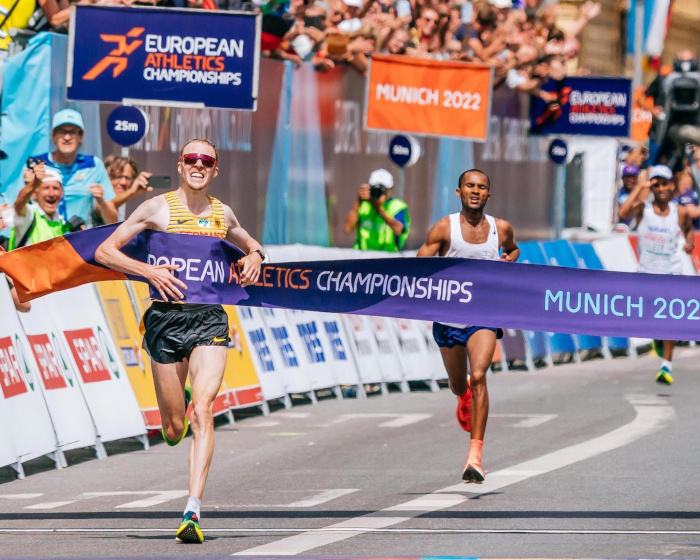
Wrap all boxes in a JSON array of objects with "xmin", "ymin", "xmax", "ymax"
[{"xmin": 142, "ymin": 302, "xmax": 229, "ymax": 364}]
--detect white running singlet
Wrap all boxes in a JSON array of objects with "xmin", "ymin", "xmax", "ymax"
[
  {"xmin": 637, "ymin": 201, "xmax": 682, "ymax": 275},
  {"xmin": 442, "ymin": 212, "xmax": 500, "ymax": 328}
]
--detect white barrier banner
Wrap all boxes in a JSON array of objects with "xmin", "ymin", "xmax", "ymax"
[
  {"xmin": 366, "ymin": 316, "xmax": 404, "ymax": 384},
  {"xmin": 46, "ymin": 285, "xmax": 146, "ymax": 442},
  {"xmin": 236, "ymin": 306, "xmax": 287, "ymax": 402},
  {"xmin": 420, "ymin": 321, "xmax": 448, "ymax": 380},
  {"xmin": 311, "ymin": 311, "xmax": 360, "ymax": 387},
  {"xmin": 18, "ymin": 294, "xmax": 98, "ymax": 451},
  {"xmin": 283, "ymin": 309, "xmax": 342, "ymax": 390},
  {"xmin": 259, "ymin": 307, "xmax": 315, "ymax": 394},
  {"xmin": 0, "ymin": 401, "xmax": 18, "ymax": 470},
  {"xmin": 392, "ymin": 318, "xmax": 441, "ymax": 382},
  {"xmin": 342, "ymin": 315, "xmax": 383, "ymax": 385},
  {"xmin": 0, "ymin": 276, "xmax": 58, "ymax": 462}
]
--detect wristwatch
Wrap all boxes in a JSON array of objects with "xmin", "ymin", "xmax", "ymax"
[{"xmin": 251, "ymin": 249, "xmax": 268, "ymax": 263}]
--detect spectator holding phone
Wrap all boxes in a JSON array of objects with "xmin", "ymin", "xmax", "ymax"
[
  {"xmin": 344, "ymin": 168, "xmax": 411, "ymax": 251},
  {"xmin": 91, "ymin": 155, "xmax": 153, "ymax": 225},
  {"xmin": 27, "ymin": 109, "xmax": 118, "ymax": 227}
]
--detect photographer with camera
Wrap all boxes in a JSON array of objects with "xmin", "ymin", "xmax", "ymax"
[
  {"xmin": 639, "ymin": 50, "xmax": 700, "ymax": 169},
  {"xmin": 344, "ymin": 168, "xmax": 410, "ymax": 251},
  {"xmin": 6, "ymin": 165, "xmax": 84, "ymax": 250}
]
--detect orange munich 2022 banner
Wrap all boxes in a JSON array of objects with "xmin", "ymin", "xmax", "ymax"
[{"xmin": 365, "ymin": 54, "xmax": 493, "ymax": 141}]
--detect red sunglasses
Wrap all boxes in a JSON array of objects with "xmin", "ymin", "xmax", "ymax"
[{"xmin": 180, "ymin": 153, "xmax": 217, "ymax": 168}]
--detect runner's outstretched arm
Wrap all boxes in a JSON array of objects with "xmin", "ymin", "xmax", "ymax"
[
  {"xmin": 223, "ymin": 205, "xmax": 263, "ymax": 287},
  {"xmin": 95, "ymin": 197, "xmax": 187, "ymax": 302}
]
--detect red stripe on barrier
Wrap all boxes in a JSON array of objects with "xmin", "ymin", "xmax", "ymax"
[{"xmin": 232, "ymin": 386, "xmax": 264, "ymax": 407}]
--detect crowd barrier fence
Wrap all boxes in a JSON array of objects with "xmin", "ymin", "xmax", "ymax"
[{"xmin": 2, "ymin": 234, "xmax": 697, "ymax": 477}]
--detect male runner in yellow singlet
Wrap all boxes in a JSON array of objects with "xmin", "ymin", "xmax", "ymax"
[
  {"xmin": 418, "ymin": 169, "xmax": 519, "ymax": 484},
  {"xmin": 96, "ymin": 139, "xmax": 266, "ymax": 543}
]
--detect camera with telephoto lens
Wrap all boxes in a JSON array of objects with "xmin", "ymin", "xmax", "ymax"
[
  {"xmin": 67, "ymin": 216, "xmax": 85, "ymax": 232},
  {"xmin": 651, "ymin": 57, "xmax": 700, "ymax": 168},
  {"xmin": 369, "ymin": 184, "xmax": 387, "ymax": 199}
]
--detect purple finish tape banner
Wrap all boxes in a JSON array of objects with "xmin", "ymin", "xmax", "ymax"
[{"xmin": 2, "ymin": 226, "xmax": 700, "ymax": 341}]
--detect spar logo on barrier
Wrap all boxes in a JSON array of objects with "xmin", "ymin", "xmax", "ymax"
[
  {"xmin": 63, "ymin": 327, "xmax": 119, "ymax": 384},
  {"xmin": 0, "ymin": 336, "xmax": 31, "ymax": 398},
  {"xmin": 68, "ymin": 6, "xmax": 260, "ymax": 110},
  {"xmin": 26, "ymin": 334, "xmax": 69, "ymax": 391}
]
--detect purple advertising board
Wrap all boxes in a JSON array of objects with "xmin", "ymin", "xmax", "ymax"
[
  {"xmin": 67, "ymin": 6, "xmax": 260, "ymax": 110},
  {"xmin": 530, "ymin": 77, "xmax": 632, "ymax": 137}
]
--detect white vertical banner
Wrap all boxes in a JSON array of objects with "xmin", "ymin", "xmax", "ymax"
[
  {"xmin": 258, "ymin": 307, "xmax": 315, "ymax": 395},
  {"xmin": 0, "ymin": 399, "xmax": 19, "ymax": 470},
  {"xmin": 18, "ymin": 294, "xmax": 98, "ymax": 452},
  {"xmin": 44, "ymin": 285, "xmax": 146, "ymax": 443},
  {"xmin": 0, "ymin": 276, "xmax": 58, "ymax": 463},
  {"xmin": 310, "ymin": 311, "xmax": 361, "ymax": 386},
  {"xmin": 283, "ymin": 309, "xmax": 341, "ymax": 390},
  {"xmin": 391, "ymin": 318, "xmax": 440, "ymax": 382},
  {"xmin": 235, "ymin": 306, "xmax": 288, "ymax": 402},
  {"xmin": 341, "ymin": 315, "xmax": 383, "ymax": 384},
  {"xmin": 420, "ymin": 321, "xmax": 448, "ymax": 380},
  {"xmin": 365, "ymin": 315, "xmax": 405, "ymax": 384}
]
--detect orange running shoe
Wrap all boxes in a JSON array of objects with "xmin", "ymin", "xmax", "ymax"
[
  {"xmin": 455, "ymin": 381, "xmax": 471, "ymax": 432},
  {"xmin": 461, "ymin": 440, "xmax": 485, "ymax": 484}
]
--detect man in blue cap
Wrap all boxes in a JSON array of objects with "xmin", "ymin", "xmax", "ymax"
[{"xmin": 28, "ymin": 109, "xmax": 118, "ymax": 226}]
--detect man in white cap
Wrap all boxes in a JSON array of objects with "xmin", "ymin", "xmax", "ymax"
[
  {"xmin": 344, "ymin": 168, "xmax": 410, "ymax": 251},
  {"xmin": 618, "ymin": 164, "xmax": 695, "ymax": 385},
  {"xmin": 8, "ymin": 165, "xmax": 73, "ymax": 249},
  {"xmin": 27, "ymin": 108, "xmax": 117, "ymax": 227}
]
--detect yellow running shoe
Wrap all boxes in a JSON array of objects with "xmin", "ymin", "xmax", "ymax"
[
  {"xmin": 176, "ymin": 511, "xmax": 203, "ymax": 544},
  {"xmin": 655, "ymin": 366, "xmax": 674, "ymax": 385}
]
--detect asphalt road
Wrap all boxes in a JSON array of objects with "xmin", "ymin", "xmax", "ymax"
[{"xmin": 2, "ymin": 347, "xmax": 700, "ymax": 558}]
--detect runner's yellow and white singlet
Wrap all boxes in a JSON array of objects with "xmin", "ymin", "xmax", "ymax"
[{"xmin": 164, "ymin": 191, "xmax": 227, "ymax": 238}]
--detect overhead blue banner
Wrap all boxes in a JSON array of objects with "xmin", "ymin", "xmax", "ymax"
[
  {"xmin": 530, "ymin": 77, "xmax": 632, "ymax": 138},
  {"xmin": 67, "ymin": 6, "xmax": 260, "ymax": 110},
  {"xmin": 3, "ymin": 226, "xmax": 700, "ymax": 341}
]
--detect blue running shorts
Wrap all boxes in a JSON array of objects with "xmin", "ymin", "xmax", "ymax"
[{"xmin": 432, "ymin": 322, "xmax": 503, "ymax": 349}]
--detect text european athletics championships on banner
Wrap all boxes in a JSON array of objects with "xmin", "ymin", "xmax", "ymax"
[
  {"xmin": 530, "ymin": 76, "xmax": 632, "ymax": 137},
  {"xmin": 67, "ymin": 5, "xmax": 260, "ymax": 109},
  {"xmin": 364, "ymin": 54, "xmax": 493, "ymax": 140}
]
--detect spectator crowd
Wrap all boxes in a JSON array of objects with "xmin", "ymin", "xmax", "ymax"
[{"xmin": 6, "ymin": 0, "xmax": 601, "ymax": 96}]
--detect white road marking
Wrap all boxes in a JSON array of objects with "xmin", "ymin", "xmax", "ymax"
[
  {"xmin": 490, "ymin": 414, "xmax": 558, "ymax": 428},
  {"xmin": 233, "ymin": 399, "xmax": 674, "ymax": 556},
  {"xmin": 4, "ymin": 527, "xmax": 700, "ymax": 535},
  {"xmin": 231, "ymin": 517, "xmax": 410, "ymax": 556},
  {"xmin": 247, "ymin": 421, "xmax": 281, "ymax": 427},
  {"xmin": 314, "ymin": 413, "xmax": 432, "ymax": 428},
  {"xmin": 79, "ymin": 491, "xmax": 188, "ymax": 508},
  {"xmin": 0, "ymin": 494, "xmax": 43, "ymax": 500},
  {"xmin": 23, "ymin": 501, "xmax": 75, "ymax": 510},
  {"xmin": 282, "ymin": 489, "xmax": 358, "ymax": 508},
  {"xmin": 439, "ymin": 399, "xmax": 675, "ymax": 495}
]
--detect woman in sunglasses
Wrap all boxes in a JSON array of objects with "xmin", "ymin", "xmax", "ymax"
[{"xmin": 95, "ymin": 138, "xmax": 266, "ymax": 545}]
